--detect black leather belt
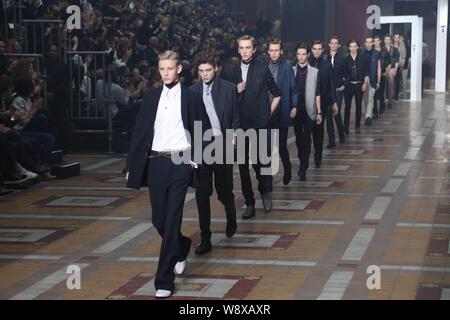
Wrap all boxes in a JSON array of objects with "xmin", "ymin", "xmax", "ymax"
[{"xmin": 148, "ymin": 149, "xmax": 190, "ymax": 159}]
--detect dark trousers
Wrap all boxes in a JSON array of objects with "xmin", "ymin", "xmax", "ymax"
[
  {"xmin": 48, "ymin": 93, "xmax": 71, "ymax": 153},
  {"xmin": 293, "ymin": 106, "xmax": 314, "ymax": 173},
  {"xmin": 394, "ymin": 67, "xmax": 402, "ymax": 100},
  {"xmin": 374, "ymin": 76, "xmax": 386, "ymax": 114},
  {"xmin": 19, "ymin": 131, "xmax": 55, "ymax": 166},
  {"xmin": 278, "ymin": 127, "xmax": 292, "ymax": 174},
  {"xmin": 196, "ymin": 163, "xmax": 236, "ymax": 241},
  {"xmin": 6, "ymin": 130, "xmax": 39, "ymax": 173},
  {"xmin": 238, "ymin": 129, "xmax": 273, "ymax": 207},
  {"xmin": 147, "ymin": 157, "xmax": 192, "ymax": 292},
  {"xmin": 0, "ymin": 133, "xmax": 15, "ymax": 178},
  {"xmin": 313, "ymin": 103, "xmax": 331, "ymax": 159},
  {"xmin": 327, "ymin": 91, "xmax": 345, "ymax": 143},
  {"xmin": 344, "ymin": 83, "xmax": 364, "ymax": 130}
]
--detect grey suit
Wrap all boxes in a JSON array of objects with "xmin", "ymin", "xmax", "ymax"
[{"xmin": 292, "ymin": 64, "xmax": 320, "ymax": 121}]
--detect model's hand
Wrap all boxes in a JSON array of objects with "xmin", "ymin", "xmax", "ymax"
[
  {"xmin": 337, "ymin": 85, "xmax": 345, "ymax": 92},
  {"xmin": 125, "ymin": 172, "xmax": 129, "ymax": 181},
  {"xmin": 362, "ymin": 83, "xmax": 368, "ymax": 92},
  {"xmin": 290, "ymin": 107, "xmax": 298, "ymax": 119},
  {"xmin": 237, "ymin": 82, "xmax": 246, "ymax": 93},
  {"xmin": 332, "ymin": 103, "xmax": 339, "ymax": 116},
  {"xmin": 316, "ymin": 114, "xmax": 323, "ymax": 125}
]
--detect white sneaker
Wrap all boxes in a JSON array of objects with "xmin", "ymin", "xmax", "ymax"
[
  {"xmin": 19, "ymin": 169, "xmax": 38, "ymax": 180},
  {"xmin": 174, "ymin": 260, "xmax": 187, "ymax": 275},
  {"xmin": 155, "ymin": 289, "xmax": 172, "ymax": 298}
]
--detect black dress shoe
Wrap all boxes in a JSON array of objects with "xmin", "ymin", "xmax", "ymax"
[
  {"xmin": 283, "ymin": 171, "xmax": 292, "ymax": 186},
  {"xmin": 355, "ymin": 128, "xmax": 361, "ymax": 134},
  {"xmin": 327, "ymin": 142, "xmax": 336, "ymax": 149},
  {"xmin": 299, "ymin": 171, "xmax": 306, "ymax": 181},
  {"xmin": 373, "ymin": 113, "xmax": 378, "ymax": 120},
  {"xmin": 242, "ymin": 206, "xmax": 255, "ymax": 219},
  {"xmin": 226, "ymin": 219, "xmax": 237, "ymax": 238},
  {"xmin": 339, "ymin": 135, "xmax": 346, "ymax": 144},
  {"xmin": 195, "ymin": 241, "xmax": 212, "ymax": 255},
  {"xmin": 344, "ymin": 128, "xmax": 350, "ymax": 135},
  {"xmin": 314, "ymin": 155, "xmax": 322, "ymax": 167},
  {"xmin": 261, "ymin": 193, "xmax": 273, "ymax": 212},
  {"xmin": 365, "ymin": 118, "xmax": 372, "ymax": 126}
]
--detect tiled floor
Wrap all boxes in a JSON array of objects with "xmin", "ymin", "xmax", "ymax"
[{"xmin": 1, "ymin": 92, "xmax": 450, "ymax": 300}]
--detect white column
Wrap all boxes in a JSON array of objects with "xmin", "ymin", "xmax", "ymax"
[
  {"xmin": 436, "ymin": 0, "xmax": 448, "ymax": 92},
  {"xmin": 411, "ymin": 17, "xmax": 423, "ymax": 101}
]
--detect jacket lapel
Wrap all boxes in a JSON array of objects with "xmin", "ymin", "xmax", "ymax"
[
  {"xmin": 150, "ymin": 87, "xmax": 163, "ymax": 127},
  {"xmin": 181, "ymin": 85, "xmax": 189, "ymax": 130},
  {"xmin": 211, "ymin": 79, "xmax": 224, "ymax": 124}
]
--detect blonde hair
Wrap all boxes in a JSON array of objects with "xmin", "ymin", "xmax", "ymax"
[
  {"xmin": 158, "ymin": 50, "xmax": 180, "ymax": 65},
  {"xmin": 237, "ymin": 35, "xmax": 257, "ymax": 49}
]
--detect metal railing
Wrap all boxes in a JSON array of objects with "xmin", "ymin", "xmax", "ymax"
[
  {"xmin": 67, "ymin": 51, "xmax": 113, "ymax": 153},
  {"xmin": 22, "ymin": 20, "xmax": 68, "ymax": 65}
]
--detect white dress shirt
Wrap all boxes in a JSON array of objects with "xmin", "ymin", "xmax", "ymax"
[
  {"xmin": 202, "ymin": 82, "xmax": 222, "ymax": 136},
  {"xmin": 152, "ymin": 82, "xmax": 191, "ymax": 152},
  {"xmin": 241, "ymin": 62, "xmax": 250, "ymax": 82}
]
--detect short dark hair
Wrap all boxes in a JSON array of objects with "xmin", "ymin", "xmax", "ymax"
[
  {"xmin": 196, "ymin": 53, "xmax": 219, "ymax": 68},
  {"xmin": 267, "ymin": 38, "xmax": 283, "ymax": 50},
  {"xmin": 374, "ymin": 35, "xmax": 382, "ymax": 41},
  {"xmin": 295, "ymin": 42, "xmax": 310, "ymax": 54},
  {"xmin": 365, "ymin": 35, "xmax": 374, "ymax": 41},
  {"xmin": 384, "ymin": 34, "xmax": 392, "ymax": 40},
  {"xmin": 347, "ymin": 39, "xmax": 360, "ymax": 48},
  {"xmin": 393, "ymin": 32, "xmax": 402, "ymax": 37},
  {"xmin": 329, "ymin": 35, "xmax": 341, "ymax": 45},
  {"xmin": 310, "ymin": 40, "xmax": 324, "ymax": 49}
]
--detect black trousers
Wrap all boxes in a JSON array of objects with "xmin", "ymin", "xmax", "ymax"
[
  {"xmin": 278, "ymin": 127, "xmax": 292, "ymax": 174},
  {"xmin": 147, "ymin": 156, "xmax": 192, "ymax": 292},
  {"xmin": 344, "ymin": 83, "xmax": 364, "ymax": 130},
  {"xmin": 394, "ymin": 67, "xmax": 402, "ymax": 100},
  {"xmin": 293, "ymin": 106, "xmax": 314, "ymax": 173},
  {"xmin": 196, "ymin": 163, "xmax": 236, "ymax": 241},
  {"xmin": 0, "ymin": 133, "xmax": 15, "ymax": 179},
  {"xmin": 327, "ymin": 91, "xmax": 345, "ymax": 143},
  {"xmin": 313, "ymin": 103, "xmax": 331, "ymax": 160},
  {"xmin": 238, "ymin": 129, "xmax": 273, "ymax": 207},
  {"xmin": 374, "ymin": 76, "xmax": 386, "ymax": 114}
]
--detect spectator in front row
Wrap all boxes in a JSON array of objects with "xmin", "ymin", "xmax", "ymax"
[{"xmin": 9, "ymin": 77, "xmax": 56, "ymax": 180}]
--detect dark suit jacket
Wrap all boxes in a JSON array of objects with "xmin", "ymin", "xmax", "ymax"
[
  {"xmin": 269, "ymin": 59, "xmax": 299, "ymax": 129},
  {"xmin": 190, "ymin": 78, "xmax": 240, "ymax": 132},
  {"xmin": 324, "ymin": 52, "xmax": 347, "ymax": 89},
  {"xmin": 309, "ymin": 56, "xmax": 337, "ymax": 106},
  {"xmin": 222, "ymin": 58, "xmax": 281, "ymax": 129},
  {"xmin": 125, "ymin": 85, "xmax": 203, "ymax": 190}
]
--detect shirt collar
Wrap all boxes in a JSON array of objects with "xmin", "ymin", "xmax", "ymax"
[
  {"xmin": 162, "ymin": 81, "xmax": 181, "ymax": 97},
  {"xmin": 203, "ymin": 81, "xmax": 214, "ymax": 92},
  {"xmin": 298, "ymin": 62, "xmax": 308, "ymax": 69}
]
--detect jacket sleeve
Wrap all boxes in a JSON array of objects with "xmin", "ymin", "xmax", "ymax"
[
  {"xmin": 125, "ymin": 99, "xmax": 146, "ymax": 172},
  {"xmin": 230, "ymin": 83, "xmax": 240, "ymax": 130},
  {"xmin": 328, "ymin": 64, "xmax": 337, "ymax": 104},
  {"xmin": 289, "ymin": 66, "xmax": 299, "ymax": 109}
]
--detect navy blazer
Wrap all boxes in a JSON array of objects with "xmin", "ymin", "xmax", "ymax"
[
  {"xmin": 190, "ymin": 78, "xmax": 240, "ymax": 132},
  {"xmin": 125, "ymin": 85, "xmax": 203, "ymax": 190},
  {"xmin": 269, "ymin": 59, "xmax": 299, "ymax": 128},
  {"xmin": 324, "ymin": 52, "xmax": 347, "ymax": 89},
  {"xmin": 222, "ymin": 57, "xmax": 281, "ymax": 129},
  {"xmin": 308, "ymin": 55, "xmax": 337, "ymax": 105}
]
